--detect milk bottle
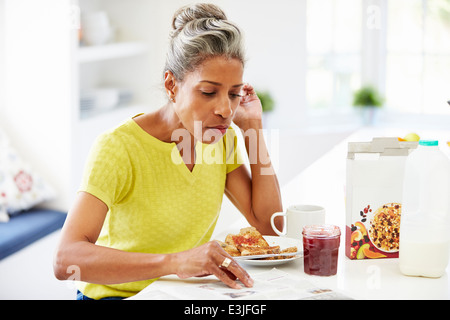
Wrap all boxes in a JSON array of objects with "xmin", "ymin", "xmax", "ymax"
[{"xmin": 399, "ymin": 140, "xmax": 450, "ymax": 278}]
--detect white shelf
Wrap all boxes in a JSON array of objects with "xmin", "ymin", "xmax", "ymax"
[
  {"xmin": 78, "ymin": 42, "xmax": 149, "ymax": 63},
  {"xmin": 79, "ymin": 104, "xmax": 145, "ymax": 121}
]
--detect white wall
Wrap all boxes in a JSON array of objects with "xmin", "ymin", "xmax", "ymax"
[
  {"xmin": 0, "ymin": 0, "xmax": 5, "ymax": 116},
  {"xmin": 0, "ymin": 0, "xmax": 75, "ymax": 211}
]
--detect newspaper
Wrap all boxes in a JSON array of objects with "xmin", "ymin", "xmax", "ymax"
[{"xmin": 129, "ymin": 268, "xmax": 352, "ymax": 300}]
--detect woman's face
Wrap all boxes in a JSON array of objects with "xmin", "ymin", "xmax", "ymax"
[{"xmin": 169, "ymin": 56, "xmax": 244, "ymax": 144}]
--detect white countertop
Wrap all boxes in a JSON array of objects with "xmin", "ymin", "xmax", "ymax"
[{"xmin": 221, "ymin": 126, "xmax": 450, "ymax": 300}]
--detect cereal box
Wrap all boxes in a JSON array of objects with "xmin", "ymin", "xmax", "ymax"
[{"xmin": 345, "ymin": 138, "xmax": 417, "ymax": 259}]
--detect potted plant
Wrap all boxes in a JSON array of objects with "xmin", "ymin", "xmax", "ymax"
[
  {"xmin": 353, "ymin": 85, "xmax": 384, "ymax": 125},
  {"xmin": 255, "ymin": 90, "xmax": 274, "ymax": 128},
  {"xmin": 257, "ymin": 91, "xmax": 275, "ymax": 113}
]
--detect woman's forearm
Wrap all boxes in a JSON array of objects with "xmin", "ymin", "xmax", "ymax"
[
  {"xmin": 54, "ymin": 240, "xmax": 171, "ymax": 284},
  {"xmin": 54, "ymin": 240, "xmax": 252, "ymax": 290},
  {"xmin": 240, "ymin": 119, "xmax": 283, "ymax": 234}
]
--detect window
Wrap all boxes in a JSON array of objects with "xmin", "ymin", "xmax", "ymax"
[
  {"xmin": 306, "ymin": 0, "xmax": 362, "ymax": 116},
  {"xmin": 306, "ymin": 0, "xmax": 450, "ymax": 118},
  {"xmin": 386, "ymin": 0, "xmax": 450, "ymax": 115}
]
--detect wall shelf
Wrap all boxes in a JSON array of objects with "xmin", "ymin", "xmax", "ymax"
[
  {"xmin": 79, "ymin": 103, "xmax": 144, "ymax": 121},
  {"xmin": 2, "ymin": 0, "xmax": 161, "ymax": 211},
  {"xmin": 78, "ymin": 42, "xmax": 149, "ymax": 63}
]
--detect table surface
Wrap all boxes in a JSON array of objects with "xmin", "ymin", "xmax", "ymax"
[
  {"xmin": 144, "ymin": 126, "xmax": 450, "ymax": 300},
  {"xmin": 264, "ymin": 126, "xmax": 450, "ymax": 300}
]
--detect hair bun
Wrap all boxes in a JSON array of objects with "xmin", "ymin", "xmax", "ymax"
[
  {"xmin": 172, "ymin": 3, "xmax": 227, "ymax": 32},
  {"xmin": 165, "ymin": 3, "xmax": 245, "ymax": 82}
]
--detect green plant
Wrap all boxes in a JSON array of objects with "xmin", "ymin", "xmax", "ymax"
[
  {"xmin": 352, "ymin": 86, "xmax": 384, "ymax": 108},
  {"xmin": 257, "ymin": 91, "xmax": 275, "ymax": 112}
]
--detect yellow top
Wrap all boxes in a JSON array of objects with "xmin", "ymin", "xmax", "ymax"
[{"xmin": 77, "ymin": 116, "xmax": 242, "ymax": 299}]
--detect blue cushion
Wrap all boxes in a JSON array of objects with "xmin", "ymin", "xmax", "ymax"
[{"xmin": 0, "ymin": 209, "xmax": 66, "ymax": 260}]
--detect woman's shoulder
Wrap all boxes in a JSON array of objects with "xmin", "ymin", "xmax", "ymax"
[
  {"xmin": 92, "ymin": 114, "xmax": 174, "ymax": 161},
  {"xmin": 94, "ymin": 120, "xmax": 129, "ymax": 146},
  {"xmin": 90, "ymin": 117, "xmax": 142, "ymax": 159}
]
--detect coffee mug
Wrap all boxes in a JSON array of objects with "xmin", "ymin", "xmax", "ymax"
[{"xmin": 270, "ymin": 205, "xmax": 326, "ymax": 240}]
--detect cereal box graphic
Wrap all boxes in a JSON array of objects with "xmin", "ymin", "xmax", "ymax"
[{"xmin": 345, "ymin": 138, "xmax": 417, "ymax": 259}]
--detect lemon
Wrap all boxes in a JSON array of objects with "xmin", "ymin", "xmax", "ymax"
[{"xmin": 403, "ymin": 133, "xmax": 420, "ymax": 142}]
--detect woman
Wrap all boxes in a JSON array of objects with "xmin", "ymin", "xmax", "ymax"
[{"xmin": 54, "ymin": 3, "xmax": 282, "ymax": 300}]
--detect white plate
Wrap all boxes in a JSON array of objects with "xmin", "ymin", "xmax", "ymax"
[{"xmin": 237, "ymin": 236, "xmax": 303, "ymax": 266}]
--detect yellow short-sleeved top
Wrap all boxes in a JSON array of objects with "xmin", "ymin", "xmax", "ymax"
[{"xmin": 76, "ymin": 116, "xmax": 242, "ymax": 299}]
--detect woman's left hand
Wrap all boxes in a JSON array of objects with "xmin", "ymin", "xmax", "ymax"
[{"xmin": 233, "ymin": 83, "xmax": 263, "ymax": 129}]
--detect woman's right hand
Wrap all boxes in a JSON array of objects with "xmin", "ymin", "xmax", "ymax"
[{"xmin": 169, "ymin": 241, "xmax": 253, "ymax": 289}]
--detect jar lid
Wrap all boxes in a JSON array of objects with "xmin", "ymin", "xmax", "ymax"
[
  {"xmin": 419, "ymin": 140, "xmax": 438, "ymax": 146},
  {"xmin": 302, "ymin": 225, "xmax": 341, "ymax": 238}
]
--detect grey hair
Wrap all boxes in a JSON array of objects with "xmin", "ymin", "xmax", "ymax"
[{"xmin": 164, "ymin": 3, "xmax": 246, "ymax": 82}]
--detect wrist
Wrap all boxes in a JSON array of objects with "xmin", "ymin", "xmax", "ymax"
[
  {"xmin": 164, "ymin": 252, "xmax": 179, "ymax": 276},
  {"xmin": 236, "ymin": 119, "xmax": 263, "ymax": 132}
]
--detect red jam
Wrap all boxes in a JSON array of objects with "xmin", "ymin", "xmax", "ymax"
[
  {"xmin": 231, "ymin": 235, "xmax": 258, "ymax": 246},
  {"xmin": 303, "ymin": 225, "xmax": 341, "ymax": 276}
]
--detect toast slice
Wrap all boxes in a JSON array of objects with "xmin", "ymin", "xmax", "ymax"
[
  {"xmin": 219, "ymin": 227, "xmax": 298, "ymax": 260},
  {"xmin": 225, "ymin": 227, "xmax": 269, "ymax": 248},
  {"xmin": 275, "ymin": 246, "xmax": 298, "ymax": 259},
  {"xmin": 239, "ymin": 245, "xmax": 280, "ymax": 256},
  {"xmin": 215, "ymin": 240, "xmax": 241, "ymax": 257}
]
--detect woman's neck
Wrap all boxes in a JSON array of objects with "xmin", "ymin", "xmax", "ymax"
[
  {"xmin": 134, "ymin": 104, "xmax": 197, "ymax": 150},
  {"xmin": 157, "ymin": 104, "xmax": 197, "ymax": 170}
]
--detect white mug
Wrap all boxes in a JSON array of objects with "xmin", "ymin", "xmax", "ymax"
[{"xmin": 270, "ymin": 205, "xmax": 326, "ymax": 240}]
